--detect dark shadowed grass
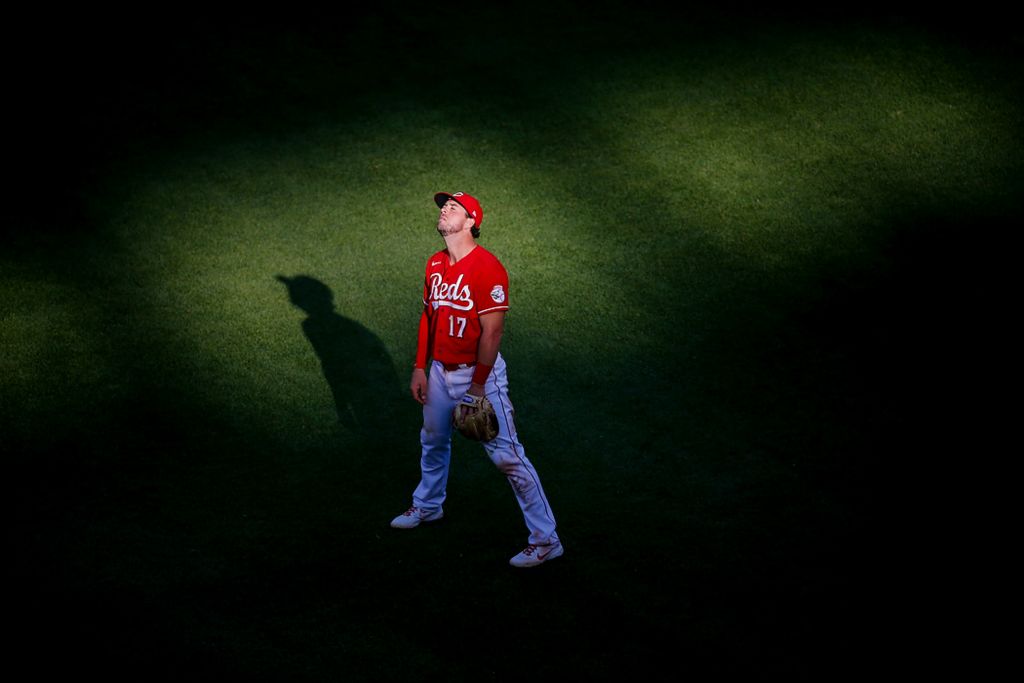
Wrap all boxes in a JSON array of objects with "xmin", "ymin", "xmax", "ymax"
[{"xmin": 5, "ymin": 5, "xmax": 1020, "ymax": 679}]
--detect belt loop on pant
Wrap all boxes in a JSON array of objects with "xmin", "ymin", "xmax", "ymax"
[{"xmin": 441, "ymin": 361, "xmax": 477, "ymax": 371}]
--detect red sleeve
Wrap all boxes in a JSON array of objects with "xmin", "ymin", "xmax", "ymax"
[
  {"xmin": 415, "ymin": 257, "xmax": 433, "ymax": 368},
  {"xmin": 414, "ymin": 309, "xmax": 430, "ymax": 369}
]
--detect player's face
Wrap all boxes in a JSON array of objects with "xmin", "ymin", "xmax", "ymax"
[{"xmin": 437, "ymin": 199, "xmax": 474, "ymax": 236}]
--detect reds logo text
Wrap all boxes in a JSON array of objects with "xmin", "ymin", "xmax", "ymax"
[{"xmin": 429, "ymin": 273, "xmax": 474, "ymax": 311}]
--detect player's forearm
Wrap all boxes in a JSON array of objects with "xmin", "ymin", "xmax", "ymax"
[
  {"xmin": 475, "ymin": 326, "xmax": 502, "ymax": 368},
  {"xmin": 414, "ymin": 309, "xmax": 430, "ymax": 369},
  {"xmin": 471, "ymin": 312, "xmax": 505, "ymax": 392}
]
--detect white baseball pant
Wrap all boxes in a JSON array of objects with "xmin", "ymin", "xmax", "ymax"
[{"xmin": 411, "ymin": 353, "xmax": 559, "ymax": 546}]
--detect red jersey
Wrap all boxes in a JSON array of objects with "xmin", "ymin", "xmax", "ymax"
[{"xmin": 421, "ymin": 245, "xmax": 509, "ymax": 365}]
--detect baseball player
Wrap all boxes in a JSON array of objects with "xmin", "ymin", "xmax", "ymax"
[{"xmin": 390, "ymin": 191, "xmax": 563, "ymax": 568}]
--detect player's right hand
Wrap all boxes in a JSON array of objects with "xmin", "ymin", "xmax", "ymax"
[{"xmin": 410, "ymin": 368, "xmax": 428, "ymax": 405}]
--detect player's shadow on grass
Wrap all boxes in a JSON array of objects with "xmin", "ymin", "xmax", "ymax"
[{"xmin": 277, "ymin": 274, "xmax": 402, "ymax": 433}]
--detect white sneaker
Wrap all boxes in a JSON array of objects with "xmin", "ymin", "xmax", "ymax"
[
  {"xmin": 390, "ymin": 506, "xmax": 444, "ymax": 529},
  {"xmin": 509, "ymin": 542, "xmax": 564, "ymax": 568}
]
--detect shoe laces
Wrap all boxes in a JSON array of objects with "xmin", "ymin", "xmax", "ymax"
[
  {"xmin": 521, "ymin": 544, "xmax": 538, "ymax": 556},
  {"xmin": 403, "ymin": 506, "xmax": 419, "ymax": 517}
]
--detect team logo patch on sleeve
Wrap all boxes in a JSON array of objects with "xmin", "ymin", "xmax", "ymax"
[{"xmin": 490, "ymin": 285, "xmax": 506, "ymax": 303}]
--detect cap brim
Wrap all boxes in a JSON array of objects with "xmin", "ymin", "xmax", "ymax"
[{"xmin": 434, "ymin": 192, "xmax": 453, "ymax": 209}]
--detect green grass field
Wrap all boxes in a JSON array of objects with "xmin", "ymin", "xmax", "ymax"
[{"xmin": 5, "ymin": 5, "xmax": 1020, "ymax": 678}]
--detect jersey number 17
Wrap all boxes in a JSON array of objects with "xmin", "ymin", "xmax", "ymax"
[{"xmin": 448, "ymin": 315, "xmax": 467, "ymax": 338}]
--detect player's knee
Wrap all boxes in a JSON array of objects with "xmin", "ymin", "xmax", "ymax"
[
  {"xmin": 421, "ymin": 423, "xmax": 450, "ymax": 442},
  {"xmin": 490, "ymin": 449, "xmax": 515, "ymax": 471},
  {"xmin": 492, "ymin": 456, "xmax": 532, "ymax": 487}
]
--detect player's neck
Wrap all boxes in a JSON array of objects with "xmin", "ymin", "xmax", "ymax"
[{"xmin": 444, "ymin": 234, "xmax": 478, "ymax": 264}]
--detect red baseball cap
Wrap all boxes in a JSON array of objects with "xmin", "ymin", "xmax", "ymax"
[{"xmin": 434, "ymin": 191, "xmax": 483, "ymax": 229}]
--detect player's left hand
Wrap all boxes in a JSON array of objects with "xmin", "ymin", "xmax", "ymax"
[
  {"xmin": 452, "ymin": 393, "xmax": 499, "ymax": 442},
  {"xmin": 458, "ymin": 383, "xmax": 486, "ymax": 419}
]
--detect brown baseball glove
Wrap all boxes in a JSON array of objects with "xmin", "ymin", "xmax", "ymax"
[{"xmin": 452, "ymin": 394, "xmax": 499, "ymax": 442}]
